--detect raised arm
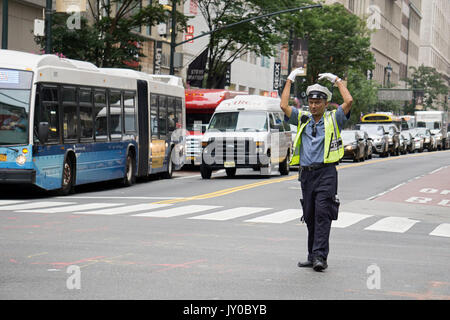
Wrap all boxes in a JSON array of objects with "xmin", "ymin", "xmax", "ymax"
[
  {"xmin": 280, "ymin": 68, "xmax": 304, "ymax": 118},
  {"xmin": 318, "ymin": 73, "xmax": 353, "ymax": 115}
]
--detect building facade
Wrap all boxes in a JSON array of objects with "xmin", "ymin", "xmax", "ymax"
[
  {"xmin": 323, "ymin": 0, "xmax": 424, "ymax": 89},
  {"xmin": 419, "ymin": 0, "xmax": 449, "ymax": 109},
  {"xmin": 0, "ymin": 0, "xmax": 45, "ymax": 53}
]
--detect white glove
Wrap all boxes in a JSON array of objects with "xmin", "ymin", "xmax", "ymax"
[
  {"xmin": 287, "ymin": 68, "xmax": 305, "ymax": 81},
  {"xmin": 318, "ymin": 73, "xmax": 340, "ymax": 84}
]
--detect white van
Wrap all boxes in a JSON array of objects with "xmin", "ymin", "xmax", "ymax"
[{"xmin": 199, "ymin": 95, "xmax": 292, "ymax": 178}]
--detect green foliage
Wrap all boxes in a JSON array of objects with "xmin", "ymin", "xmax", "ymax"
[
  {"xmin": 330, "ymin": 69, "xmax": 378, "ymax": 127},
  {"xmin": 404, "ymin": 65, "xmax": 449, "ymax": 110},
  {"xmin": 197, "ymin": 0, "xmax": 286, "ymax": 88},
  {"xmin": 34, "ymin": 0, "xmax": 188, "ymax": 69},
  {"xmin": 293, "ymin": 2, "xmax": 375, "ymax": 84}
]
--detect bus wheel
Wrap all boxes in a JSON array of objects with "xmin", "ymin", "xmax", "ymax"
[
  {"xmin": 58, "ymin": 158, "xmax": 74, "ymax": 196},
  {"xmin": 162, "ymin": 148, "xmax": 174, "ymax": 179},
  {"xmin": 123, "ymin": 153, "xmax": 136, "ymax": 187}
]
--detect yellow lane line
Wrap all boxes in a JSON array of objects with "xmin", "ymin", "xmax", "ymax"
[{"xmin": 155, "ymin": 150, "xmax": 450, "ymax": 205}]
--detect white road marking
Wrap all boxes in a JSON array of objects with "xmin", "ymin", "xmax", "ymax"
[
  {"xmin": 0, "ymin": 201, "xmax": 75, "ymax": 211},
  {"xmin": 0, "ymin": 200, "xmax": 25, "ymax": 206},
  {"xmin": 244, "ymin": 209, "xmax": 300, "ymax": 224},
  {"xmin": 189, "ymin": 207, "xmax": 271, "ymax": 221},
  {"xmin": 74, "ymin": 203, "xmax": 172, "ymax": 215},
  {"xmin": 364, "ymin": 217, "xmax": 419, "ymax": 233},
  {"xmin": 429, "ymin": 224, "xmax": 450, "ymax": 238},
  {"xmin": 19, "ymin": 203, "xmax": 123, "ymax": 213},
  {"xmin": 133, "ymin": 205, "xmax": 220, "ymax": 218},
  {"xmin": 331, "ymin": 212, "xmax": 373, "ymax": 228}
]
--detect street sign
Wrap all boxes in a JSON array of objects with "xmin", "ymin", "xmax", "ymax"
[
  {"xmin": 153, "ymin": 41, "xmax": 163, "ymax": 75},
  {"xmin": 55, "ymin": 0, "xmax": 86, "ymax": 12},
  {"xmin": 273, "ymin": 62, "xmax": 281, "ymax": 91},
  {"xmin": 34, "ymin": 19, "xmax": 45, "ymax": 37},
  {"xmin": 378, "ymin": 89, "xmax": 413, "ymax": 101}
]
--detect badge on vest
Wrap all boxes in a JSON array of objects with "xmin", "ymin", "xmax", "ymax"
[{"xmin": 329, "ymin": 138, "xmax": 342, "ymax": 152}]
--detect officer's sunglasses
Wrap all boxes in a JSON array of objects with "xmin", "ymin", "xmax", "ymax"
[{"xmin": 312, "ymin": 123, "xmax": 317, "ymax": 137}]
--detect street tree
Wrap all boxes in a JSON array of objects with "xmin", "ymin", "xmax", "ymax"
[
  {"xmin": 34, "ymin": 0, "xmax": 188, "ymax": 69},
  {"xmin": 405, "ymin": 65, "xmax": 449, "ymax": 111},
  {"xmin": 195, "ymin": 0, "xmax": 286, "ymax": 88},
  {"xmin": 291, "ymin": 2, "xmax": 375, "ymax": 85}
]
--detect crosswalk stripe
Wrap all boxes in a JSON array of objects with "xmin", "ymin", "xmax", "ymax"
[
  {"xmin": 189, "ymin": 207, "xmax": 271, "ymax": 221},
  {"xmin": 332, "ymin": 212, "xmax": 373, "ymax": 228},
  {"xmin": 132, "ymin": 205, "xmax": 220, "ymax": 218},
  {"xmin": 364, "ymin": 217, "xmax": 419, "ymax": 233},
  {"xmin": 0, "ymin": 201, "xmax": 75, "ymax": 211},
  {"xmin": 244, "ymin": 209, "xmax": 300, "ymax": 224},
  {"xmin": 0, "ymin": 200, "xmax": 25, "ymax": 206},
  {"xmin": 429, "ymin": 224, "xmax": 450, "ymax": 238},
  {"xmin": 75, "ymin": 203, "xmax": 172, "ymax": 215},
  {"xmin": 19, "ymin": 203, "xmax": 123, "ymax": 213}
]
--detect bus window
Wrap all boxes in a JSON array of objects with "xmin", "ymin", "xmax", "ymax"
[
  {"xmin": 167, "ymin": 97, "xmax": 176, "ymax": 133},
  {"xmin": 150, "ymin": 94, "xmax": 159, "ymax": 139},
  {"xmin": 94, "ymin": 90, "xmax": 107, "ymax": 141},
  {"xmin": 41, "ymin": 85, "xmax": 60, "ymax": 143},
  {"xmin": 159, "ymin": 95, "xmax": 167, "ymax": 138},
  {"xmin": 109, "ymin": 90, "xmax": 122, "ymax": 139},
  {"xmin": 175, "ymin": 98, "xmax": 182, "ymax": 129},
  {"xmin": 62, "ymin": 86, "xmax": 78, "ymax": 141},
  {"xmin": 124, "ymin": 91, "xmax": 136, "ymax": 133},
  {"xmin": 79, "ymin": 88, "xmax": 93, "ymax": 140}
]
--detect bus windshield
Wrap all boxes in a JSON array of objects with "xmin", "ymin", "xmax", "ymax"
[
  {"xmin": 208, "ymin": 111, "xmax": 268, "ymax": 132},
  {"xmin": 0, "ymin": 69, "xmax": 33, "ymax": 145}
]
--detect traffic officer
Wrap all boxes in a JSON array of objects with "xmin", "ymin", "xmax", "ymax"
[{"xmin": 280, "ymin": 68, "xmax": 353, "ymax": 272}]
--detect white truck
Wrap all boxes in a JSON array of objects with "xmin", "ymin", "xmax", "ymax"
[{"xmin": 414, "ymin": 111, "xmax": 449, "ymax": 150}]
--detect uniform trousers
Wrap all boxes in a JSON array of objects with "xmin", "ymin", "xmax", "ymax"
[{"xmin": 299, "ymin": 164, "xmax": 339, "ymax": 262}]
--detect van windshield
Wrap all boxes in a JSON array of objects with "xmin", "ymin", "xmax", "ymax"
[{"xmin": 208, "ymin": 111, "xmax": 268, "ymax": 132}]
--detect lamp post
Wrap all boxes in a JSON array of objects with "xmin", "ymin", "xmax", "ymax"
[
  {"xmin": 384, "ymin": 62, "xmax": 392, "ymax": 87},
  {"xmin": 1, "ymin": 0, "xmax": 8, "ymax": 49}
]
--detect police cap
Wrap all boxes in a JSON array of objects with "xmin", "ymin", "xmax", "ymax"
[{"xmin": 306, "ymin": 84, "xmax": 332, "ymax": 102}]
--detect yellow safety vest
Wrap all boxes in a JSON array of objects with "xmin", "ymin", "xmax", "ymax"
[{"xmin": 290, "ymin": 110, "xmax": 344, "ymax": 166}]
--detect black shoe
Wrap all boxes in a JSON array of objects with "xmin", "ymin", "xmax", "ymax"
[
  {"xmin": 312, "ymin": 257, "xmax": 328, "ymax": 272},
  {"xmin": 297, "ymin": 260, "xmax": 313, "ymax": 268}
]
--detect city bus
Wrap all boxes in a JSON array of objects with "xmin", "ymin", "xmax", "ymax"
[
  {"xmin": 184, "ymin": 89, "xmax": 247, "ymax": 165},
  {"xmin": 0, "ymin": 50, "xmax": 185, "ymax": 195}
]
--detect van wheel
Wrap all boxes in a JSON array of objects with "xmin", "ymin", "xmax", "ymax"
[
  {"xmin": 123, "ymin": 152, "xmax": 136, "ymax": 186},
  {"xmin": 200, "ymin": 164, "xmax": 212, "ymax": 179},
  {"xmin": 58, "ymin": 158, "xmax": 74, "ymax": 196},
  {"xmin": 279, "ymin": 152, "xmax": 290, "ymax": 175},
  {"xmin": 225, "ymin": 168, "xmax": 236, "ymax": 178}
]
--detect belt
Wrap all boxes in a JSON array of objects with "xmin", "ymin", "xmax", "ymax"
[{"xmin": 300, "ymin": 162, "xmax": 338, "ymax": 171}]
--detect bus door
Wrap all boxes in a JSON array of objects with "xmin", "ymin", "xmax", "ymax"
[
  {"xmin": 150, "ymin": 94, "xmax": 166, "ymax": 170},
  {"xmin": 137, "ymin": 80, "xmax": 149, "ymax": 176}
]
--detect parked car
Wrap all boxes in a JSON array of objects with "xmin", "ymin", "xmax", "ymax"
[
  {"xmin": 355, "ymin": 124, "xmax": 390, "ymax": 157},
  {"xmin": 410, "ymin": 128, "xmax": 435, "ymax": 152},
  {"xmin": 430, "ymin": 129, "xmax": 443, "ymax": 150},
  {"xmin": 382, "ymin": 124, "xmax": 400, "ymax": 156},
  {"xmin": 341, "ymin": 130, "xmax": 366, "ymax": 162},
  {"xmin": 400, "ymin": 130, "xmax": 414, "ymax": 153}
]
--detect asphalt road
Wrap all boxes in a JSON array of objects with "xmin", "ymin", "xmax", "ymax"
[{"xmin": 1, "ymin": 150, "xmax": 449, "ymax": 300}]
